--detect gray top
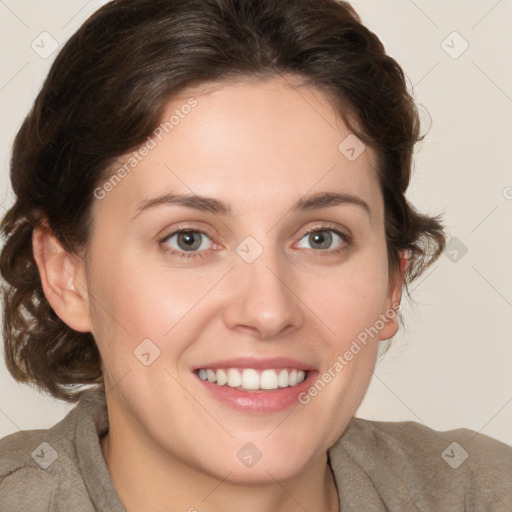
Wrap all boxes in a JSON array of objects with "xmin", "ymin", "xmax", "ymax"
[{"xmin": 1, "ymin": 389, "xmax": 511, "ymax": 511}]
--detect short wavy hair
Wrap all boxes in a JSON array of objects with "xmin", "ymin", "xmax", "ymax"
[{"xmin": 0, "ymin": 0, "xmax": 445, "ymax": 402}]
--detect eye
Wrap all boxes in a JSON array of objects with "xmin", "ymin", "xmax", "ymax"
[
  {"xmin": 296, "ymin": 228, "xmax": 349, "ymax": 252},
  {"xmin": 159, "ymin": 225, "xmax": 350, "ymax": 260},
  {"xmin": 160, "ymin": 229, "xmax": 213, "ymax": 257}
]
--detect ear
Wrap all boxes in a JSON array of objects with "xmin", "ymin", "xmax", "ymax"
[
  {"xmin": 378, "ymin": 249, "xmax": 409, "ymax": 341},
  {"xmin": 32, "ymin": 223, "xmax": 92, "ymax": 333}
]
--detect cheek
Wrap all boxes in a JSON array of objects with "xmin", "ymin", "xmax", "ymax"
[
  {"xmin": 302, "ymin": 243, "xmax": 390, "ymax": 345},
  {"xmin": 87, "ymin": 253, "xmax": 219, "ymax": 363}
]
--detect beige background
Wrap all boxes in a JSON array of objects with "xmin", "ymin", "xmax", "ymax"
[{"xmin": 1, "ymin": 0, "xmax": 511, "ymax": 446}]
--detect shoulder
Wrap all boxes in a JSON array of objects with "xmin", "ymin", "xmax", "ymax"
[
  {"xmin": 331, "ymin": 417, "xmax": 512, "ymax": 510},
  {"xmin": 347, "ymin": 416, "xmax": 512, "ymax": 469},
  {"xmin": 0, "ymin": 429, "xmax": 61, "ymax": 511},
  {"xmin": 0, "ymin": 393, "xmax": 102, "ymax": 512}
]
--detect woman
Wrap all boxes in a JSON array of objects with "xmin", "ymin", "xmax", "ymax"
[{"xmin": 0, "ymin": 0, "xmax": 510, "ymax": 510}]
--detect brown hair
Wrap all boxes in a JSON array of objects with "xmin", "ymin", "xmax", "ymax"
[{"xmin": 0, "ymin": 0, "xmax": 445, "ymax": 402}]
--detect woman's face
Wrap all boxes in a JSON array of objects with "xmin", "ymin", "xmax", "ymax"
[{"xmin": 81, "ymin": 75, "xmax": 402, "ymax": 482}]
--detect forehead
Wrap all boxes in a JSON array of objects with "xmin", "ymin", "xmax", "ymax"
[{"xmin": 96, "ymin": 75, "xmax": 382, "ymax": 219}]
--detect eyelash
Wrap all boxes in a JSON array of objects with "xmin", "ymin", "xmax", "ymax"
[{"xmin": 158, "ymin": 225, "xmax": 351, "ymax": 260}]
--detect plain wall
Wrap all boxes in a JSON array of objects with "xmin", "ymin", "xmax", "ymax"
[{"xmin": 1, "ymin": 0, "xmax": 511, "ymax": 446}]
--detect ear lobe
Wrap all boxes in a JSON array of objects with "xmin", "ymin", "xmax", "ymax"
[
  {"xmin": 32, "ymin": 224, "xmax": 92, "ymax": 333},
  {"xmin": 378, "ymin": 249, "xmax": 409, "ymax": 341}
]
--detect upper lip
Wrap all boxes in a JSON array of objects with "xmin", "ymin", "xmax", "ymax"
[{"xmin": 193, "ymin": 357, "xmax": 316, "ymax": 371}]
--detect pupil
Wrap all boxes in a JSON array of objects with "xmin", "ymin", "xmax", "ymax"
[
  {"xmin": 179, "ymin": 232, "xmax": 200, "ymax": 250},
  {"xmin": 311, "ymin": 231, "xmax": 331, "ymax": 249}
]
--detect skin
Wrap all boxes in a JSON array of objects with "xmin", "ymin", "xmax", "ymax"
[{"xmin": 33, "ymin": 74, "xmax": 404, "ymax": 512}]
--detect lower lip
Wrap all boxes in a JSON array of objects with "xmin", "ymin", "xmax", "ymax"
[{"xmin": 194, "ymin": 371, "xmax": 318, "ymax": 413}]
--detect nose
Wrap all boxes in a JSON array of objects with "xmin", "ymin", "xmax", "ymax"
[{"xmin": 222, "ymin": 245, "xmax": 304, "ymax": 340}]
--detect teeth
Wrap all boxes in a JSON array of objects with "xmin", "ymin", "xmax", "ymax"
[
  {"xmin": 261, "ymin": 369, "xmax": 278, "ymax": 389},
  {"xmin": 216, "ymin": 369, "xmax": 227, "ymax": 386},
  {"xmin": 242, "ymin": 369, "xmax": 259, "ymax": 389},
  {"xmin": 227, "ymin": 368, "xmax": 242, "ymax": 387},
  {"xmin": 198, "ymin": 368, "xmax": 307, "ymax": 390},
  {"xmin": 277, "ymin": 369, "xmax": 289, "ymax": 388}
]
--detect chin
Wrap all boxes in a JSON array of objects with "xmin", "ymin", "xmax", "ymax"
[
  {"xmin": 191, "ymin": 438, "xmax": 319, "ymax": 485},
  {"xmin": 215, "ymin": 458, "xmax": 311, "ymax": 485}
]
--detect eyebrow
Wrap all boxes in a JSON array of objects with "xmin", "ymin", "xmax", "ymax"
[{"xmin": 131, "ymin": 191, "xmax": 371, "ymax": 220}]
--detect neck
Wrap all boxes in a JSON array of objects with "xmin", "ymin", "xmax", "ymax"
[{"xmin": 101, "ymin": 424, "xmax": 339, "ymax": 512}]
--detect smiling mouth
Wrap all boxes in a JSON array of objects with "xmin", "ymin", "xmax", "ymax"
[{"xmin": 196, "ymin": 368, "xmax": 308, "ymax": 391}]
